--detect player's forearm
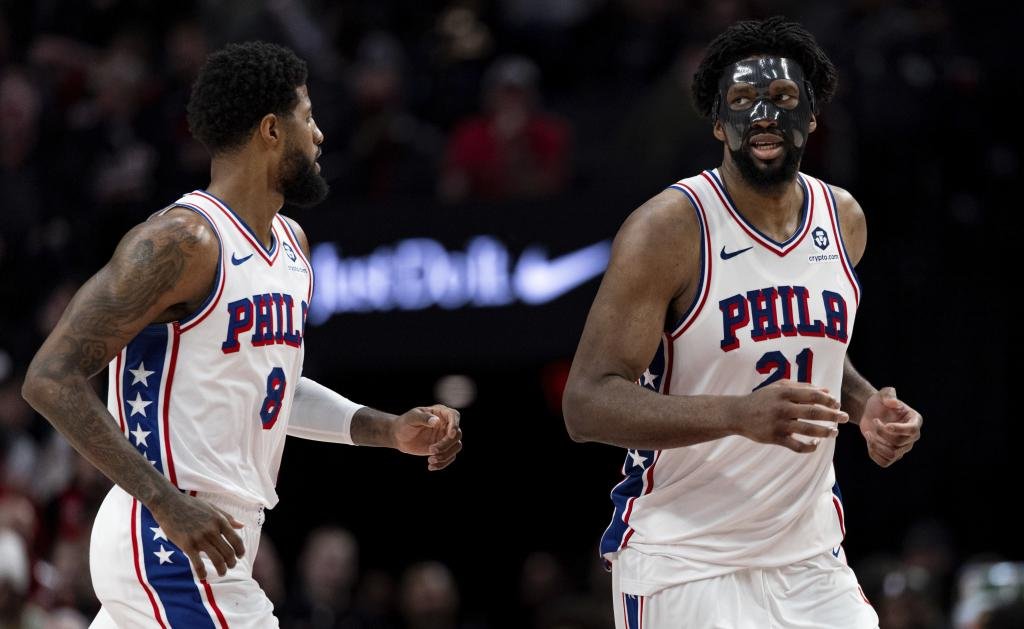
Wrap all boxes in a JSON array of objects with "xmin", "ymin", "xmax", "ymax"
[
  {"xmin": 286, "ymin": 378, "xmax": 398, "ymax": 448},
  {"xmin": 21, "ymin": 370, "xmax": 179, "ymax": 512},
  {"xmin": 350, "ymin": 407, "xmax": 399, "ymax": 448},
  {"xmin": 562, "ymin": 374, "xmax": 738, "ymax": 449},
  {"xmin": 841, "ymin": 356, "xmax": 876, "ymax": 425}
]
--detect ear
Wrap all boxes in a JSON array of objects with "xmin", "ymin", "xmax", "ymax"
[
  {"xmin": 808, "ymin": 113, "xmax": 817, "ymax": 134},
  {"xmin": 713, "ymin": 119, "xmax": 727, "ymax": 143},
  {"xmin": 258, "ymin": 113, "xmax": 282, "ymax": 147}
]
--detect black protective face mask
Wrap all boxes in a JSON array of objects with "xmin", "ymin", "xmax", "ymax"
[{"xmin": 714, "ymin": 56, "xmax": 814, "ymax": 152}]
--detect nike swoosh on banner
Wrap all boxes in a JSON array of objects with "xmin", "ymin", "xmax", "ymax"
[
  {"xmin": 720, "ymin": 245, "xmax": 753, "ymax": 260},
  {"xmin": 231, "ymin": 252, "xmax": 254, "ymax": 265},
  {"xmin": 513, "ymin": 241, "xmax": 612, "ymax": 305}
]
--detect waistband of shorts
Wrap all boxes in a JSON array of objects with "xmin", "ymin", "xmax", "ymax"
[{"xmin": 188, "ymin": 490, "xmax": 265, "ymax": 528}]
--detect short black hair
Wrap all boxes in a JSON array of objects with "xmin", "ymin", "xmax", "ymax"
[
  {"xmin": 692, "ymin": 16, "xmax": 838, "ymax": 119},
  {"xmin": 187, "ymin": 41, "xmax": 308, "ymax": 154}
]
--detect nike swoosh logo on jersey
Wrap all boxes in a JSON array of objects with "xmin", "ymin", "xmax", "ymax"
[
  {"xmin": 231, "ymin": 252, "xmax": 254, "ymax": 265},
  {"xmin": 513, "ymin": 241, "xmax": 612, "ymax": 304},
  {"xmin": 720, "ymin": 245, "xmax": 753, "ymax": 260}
]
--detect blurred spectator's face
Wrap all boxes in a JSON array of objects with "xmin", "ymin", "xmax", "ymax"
[
  {"xmin": 520, "ymin": 552, "xmax": 567, "ymax": 607},
  {"xmin": 0, "ymin": 71, "xmax": 41, "ymax": 164},
  {"xmin": 489, "ymin": 85, "xmax": 532, "ymax": 137},
  {"xmin": 166, "ymin": 22, "xmax": 208, "ymax": 81},
  {"xmin": 301, "ymin": 528, "xmax": 357, "ymax": 604},
  {"xmin": 400, "ymin": 562, "xmax": 459, "ymax": 623},
  {"xmin": 92, "ymin": 49, "xmax": 145, "ymax": 117},
  {"xmin": 251, "ymin": 536, "xmax": 285, "ymax": 606},
  {"xmin": 0, "ymin": 72, "xmax": 39, "ymax": 131},
  {"xmin": 354, "ymin": 64, "xmax": 401, "ymax": 110},
  {"xmin": 0, "ymin": 495, "xmax": 36, "ymax": 544}
]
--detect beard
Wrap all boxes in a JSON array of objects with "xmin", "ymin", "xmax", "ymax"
[
  {"xmin": 279, "ymin": 142, "xmax": 329, "ymax": 207},
  {"xmin": 730, "ymin": 134, "xmax": 803, "ymax": 192}
]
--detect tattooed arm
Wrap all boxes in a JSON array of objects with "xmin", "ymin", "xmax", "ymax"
[{"xmin": 22, "ymin": 208, "xmax": 245, "ymax": 579}]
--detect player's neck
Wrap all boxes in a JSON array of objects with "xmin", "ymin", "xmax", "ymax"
[
  {"xmin": 718, "ymin": 160, "xmax": 804, "ymax": 243},
  {"xmin": 206, "ymin": 157, "xmax": 283, "ymax": 249}
]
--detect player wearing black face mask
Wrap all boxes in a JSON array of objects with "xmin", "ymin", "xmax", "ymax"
[
  {"xmin": 564, "ymin": 15, "xmax": 922, "ymax": 629},
  {"xmin": 714, "ymin": 55, "xmax": 815, "ymax": 191}
]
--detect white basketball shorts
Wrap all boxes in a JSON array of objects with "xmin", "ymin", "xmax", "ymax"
[
  {"xmin": 88, "ymin": 485, "xmax": 276, "ymax": 628},
  {"xmin": 611, "ymin": 549, "xmax": 879, "ymax": 628}
]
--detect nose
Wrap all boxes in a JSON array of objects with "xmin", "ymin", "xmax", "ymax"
[
  {"xmin": 748, "ymin": 100, "xmax": 780, "ymax": 127},
  {"xmin": 313, "ymin": 122, "xmax": 325, "ymax": 146}
]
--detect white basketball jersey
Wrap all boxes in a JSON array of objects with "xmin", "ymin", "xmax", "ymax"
[
  {"xmin": 601, "ymin": 169, "xmax": 862, "ymax": 594},
  {"xmin": 105, "ymin": 190, "xmax": 313, "ymax": 508}
]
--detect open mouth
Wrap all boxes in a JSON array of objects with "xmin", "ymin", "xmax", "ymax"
[{"xmin": 748, "ymin": 134, "xmax": 784, "ymax": 161}]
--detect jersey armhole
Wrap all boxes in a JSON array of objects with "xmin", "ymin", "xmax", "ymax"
[
  {"xmin": 820, "ymin": 182, "xmax": 863, "ymax": 305},
  {"xmin": 664, "ymin": 183, "xmax": 712, "ymax": 339},
  {"xmin": 161, "ymin": 203, "xmax": 227, "ymax": 332}
]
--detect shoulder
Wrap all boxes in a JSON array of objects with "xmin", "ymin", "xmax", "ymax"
[
  {"xmin": 606, "ymin": 186, "xmax": 702, "ymax": 293},
  {"xmin": 101, "ymin": 205, "xmax": 220, "ymax": 305},
  {"xmin": 617, "ymin": 186, "xmax": 701, "ymax": 251},
  {"xmin": 827, "ymin": 184, "xmax": 867, "ymax": 266},
  {"xmin": 279, "ymin": 213, "xmax": 310, "ymax": 258},
  {"xmin": 116, "ymin": 206, "xmax": 220, "ymax": 263}
]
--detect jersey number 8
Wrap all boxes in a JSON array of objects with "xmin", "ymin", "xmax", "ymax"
[{"xmin": 260, "ymin": 367, "xmax": 287, "ymax": 429}]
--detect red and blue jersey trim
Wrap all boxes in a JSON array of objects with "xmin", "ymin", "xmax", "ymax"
[
  {"xmin": 600, "ymin": 338, "xmax": 670, "ymax": 558},
  {"xmin": 703, "ymin": 169, "xmax": 814, "ymax": 257},
  {"xmin": 622, "ymin": 593, "xmax": 645, "ymax": 629},
  {"xmin": 115, "ymin": 322, "xmax": 182, "ymax": 485},
  {"xmin": 832, "ymin": 481, "xmax": 846, "ymax": 538},
  {"xmin": 130, "ymin": 497, "xmax": 228, "ymax": 628},
  {"xmin": 665, "ymin": 182, "xmax": 713, "ymax": 339},
  {"xmin": 817, "ymin": 179, "xmax": 862, "ymax": 306},
  {"xmin": 276, "ymin": 214, "xmax": 315, "ymax": 305},
  {"xmin": 169, "ymin": 202, "xmax": 227, "ymax": 333},
  {"xmin": 192, "ymin": 190, "xmax": 279, "ymax": 265}
]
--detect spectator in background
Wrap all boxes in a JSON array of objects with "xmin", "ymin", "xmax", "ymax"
[
  {"xmin": 251, "ymin": 534, "xmax": 287, "ymax": 611},
  {"xmin": 0, "ymin": 68, "xmax": 45, "ymax": 242},
  {"xmin": 518, "ymin": 552, "xmax": 613, "ymax": 629},
  {"xmin": 0, "ymin": 527, "xmax": 46, "ymax": 629},
  {"xmin": 154, "ymin": 19, "xmax": 211, "ymax": 197},
  {"xmin": 954, "ymin": 560, "xmax": 1024, "ymax": 629},
  {"xmin": 399, "ymin": 561, "xmax": 465, "ymax": 629},
  {"xmin": 439, "ymin": 55, "xmax": 570, "ymax": 203},
  {"xmin": 282, "ymin": 526, "xmax": 362, "ymax": 628},
  {"xmin": 343, "ymin": 31, "xmax": 443, "ymax": 201}
]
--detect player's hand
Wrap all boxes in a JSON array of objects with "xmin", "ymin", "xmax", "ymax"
[
  {"xmin": 731, "ymin": 380, "xmax": 848, "ymax": 453},
  {"xmin": 859, "ymin": 387, "xmax": 922, "ymax": 467},
  {"xmin": 392, "ymin": 404, "xmax": 462, "ymax": 471},
  {"xmin": 149, "ymin": 492, "xmax": 245, "ymax": 580}
]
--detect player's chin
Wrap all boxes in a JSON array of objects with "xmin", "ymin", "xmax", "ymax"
[{"xmin": 745, "ymin": 146, "xmax": 787, "ymax": 167}]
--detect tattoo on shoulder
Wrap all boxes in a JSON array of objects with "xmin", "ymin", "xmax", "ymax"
[{"xmin": 45, "ymin": 226, "xmax": 205, "ymax": 378}]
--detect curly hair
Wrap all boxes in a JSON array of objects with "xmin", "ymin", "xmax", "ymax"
[
  {"xmin": 187, "ymin": 41, "xmax": 308, "ymax": 154},
  {"xmin": 691, "ymin": 16, "xmax": 837, "ymax": 119}
]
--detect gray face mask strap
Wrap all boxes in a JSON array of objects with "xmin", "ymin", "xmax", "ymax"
[{"xmin": 804, "ymin": 79, "xmax": 816, "ymax": 114}]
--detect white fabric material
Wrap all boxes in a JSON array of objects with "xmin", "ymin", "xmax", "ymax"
[
  {"xmin": 90, "ymin": 485, "xmax": 277, "ymax": 628},
  {"xmin": 287, "ymin": 377, "xmax": 362, "ymax": 445},
  {"xmin": 105, "ymin": 191, "xmax": 313, "ymax": 509},
  {"xmin": 611, "ymin": 551, "xmax": 879, "ymax": 629},
  {"xmin": 603, "ymin": 170, "xmax": 861, "ymax": 590}
]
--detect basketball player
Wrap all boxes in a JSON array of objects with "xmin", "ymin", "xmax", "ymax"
[
  {"xmin": 562, "ymin": 17, "xmax": 922, "ymax": 628},
  {"xmin": 21, "ymin": 42, "xmax": 463, "ymax": 628}
]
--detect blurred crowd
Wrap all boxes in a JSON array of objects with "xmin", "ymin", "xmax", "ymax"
[{"xmin": 0, "ymin": 0, "xmax": 1018, "ymax": 627}]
